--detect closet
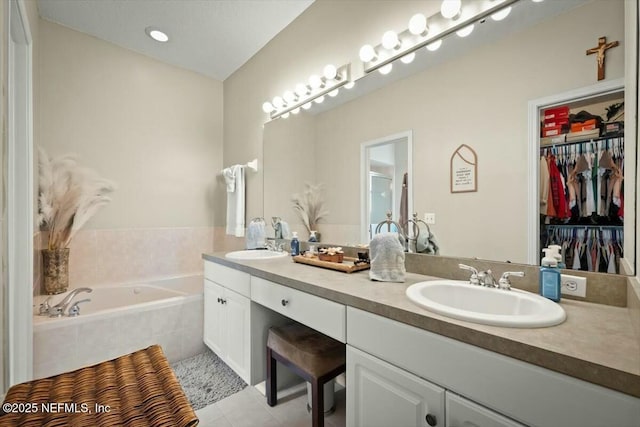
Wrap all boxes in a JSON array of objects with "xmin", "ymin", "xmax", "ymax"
[{"xmin": 539, "ymin": 91, "xmax": 624, "ymax": 274}]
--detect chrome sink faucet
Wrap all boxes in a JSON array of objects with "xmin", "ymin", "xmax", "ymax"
[
  {"xmin": 44, "ymin": 287, "xmax": 93, "ymax": 317},
  {"xmin": 458, "ymin": 264, "xmax": 479, "ymax": 285},
  {"xmin": 459, "ymin": 264, "xmax": 524, "ymax": 290},
  {"xmin": 477, "ymin": 270, "xmax": 497, "ymax": 288},
  {"xmin": 498, "ymin": 271, "xmax": 526, "ymax": 290}
]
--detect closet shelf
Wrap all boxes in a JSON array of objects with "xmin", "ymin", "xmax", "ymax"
[{"xmin": 540, "ymin": 132, "xmax": 624, "ymax": 148}]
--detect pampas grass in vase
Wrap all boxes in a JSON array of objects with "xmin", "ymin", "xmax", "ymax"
[
  {"xmin": 291, "ymin": 182, "xmax": 328, "ymax": 241},
  {"xmin": 38, "ymin": 147, "xmax": 116, "ymax": 294}
]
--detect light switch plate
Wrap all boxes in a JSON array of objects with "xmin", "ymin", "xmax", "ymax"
[
  {"xmin": 424, "ymin": 213, "xmax": 436, "ymax": 224},
  {"xmin": 561, "ymin": 274, "xmax": 587, "ymax": 298}
]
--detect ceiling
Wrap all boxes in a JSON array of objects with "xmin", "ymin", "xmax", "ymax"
[{"xmin": 37, "ymin": 0, "xmax": 315, "ymax": 81}]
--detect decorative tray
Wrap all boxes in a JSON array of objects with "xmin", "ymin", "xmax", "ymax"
[{"xmin": 292, "ymin": 255, "xmax": 370, "ymax": 273}]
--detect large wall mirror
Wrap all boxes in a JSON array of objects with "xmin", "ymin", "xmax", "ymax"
[{"xmin": 262, "ymin": 0, "xmax": 637, "ymax": 277}]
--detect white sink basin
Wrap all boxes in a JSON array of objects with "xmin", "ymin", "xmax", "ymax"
[
  {"xmin": 406, "ymin": 280, "xmax": 566, "ymax": 328},
  {"xmin": 225, "ymin": 250, "xmax": 288, "ymax": 260}
]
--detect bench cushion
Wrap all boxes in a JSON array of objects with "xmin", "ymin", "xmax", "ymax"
[{"xmin": 267, "ymin": 323, "xmax": 345, "ymax": 379}]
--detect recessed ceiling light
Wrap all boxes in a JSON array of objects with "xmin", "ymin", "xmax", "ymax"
[{"xmin": 145, "ymin": 27, "xmax": 169, "ymax": 43}]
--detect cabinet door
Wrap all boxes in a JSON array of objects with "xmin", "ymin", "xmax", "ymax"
[
  {"xmin": 223, "ymin": 287, "xmax": 251, "ymax": 384},
  {"xmin": 347, "ymin": 345, "xmax": 445, "ymax": 427},
  {"xmin": 446, "ymin": 392, "xmax": 526, "ymax": 427},
  {"xmin": 203, "ymin": 279, "xmax": 224, "ymax": 356}
]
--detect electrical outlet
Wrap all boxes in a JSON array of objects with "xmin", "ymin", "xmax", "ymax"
[
  {"xmin": 424, "ymin": 213, "xmax": 436, "ymax": 224},
  {"xmin": 561, "ymin": 274, "xmax": 587, "ymax": 298}
]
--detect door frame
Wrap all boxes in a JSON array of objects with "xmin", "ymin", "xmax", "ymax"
[{"xmin": 5, "ymin": 0, "xmax": 34, "ymax": 388}]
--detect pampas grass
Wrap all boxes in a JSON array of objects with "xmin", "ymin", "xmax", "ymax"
[
  {"xmin": 291, "ymin": 182, "xmax": 328, "ymax": 234},
  {"xmin": 38, "ymin": 147, "xmax": 116, "ymax": 249}
]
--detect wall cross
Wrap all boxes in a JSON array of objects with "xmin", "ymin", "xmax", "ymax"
[{"xmin": 586, "ymin": 36, "xmax": 619, "ymax": 81}]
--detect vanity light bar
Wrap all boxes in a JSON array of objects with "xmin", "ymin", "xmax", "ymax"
[
  {"xmin": 361, "ymin": 0, "xmax": 521, "ymax": 74},
  {"xmin": 266, "ymin": 64, "xmax": 352, "ymax": 120}
]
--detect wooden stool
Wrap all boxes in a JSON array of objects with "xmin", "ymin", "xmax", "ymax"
[{"xmin": 266, "ymin": 323, "xmax": 346, "ymax": 427}]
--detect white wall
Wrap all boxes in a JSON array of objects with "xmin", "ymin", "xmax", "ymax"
[{"xmin": 38, "ymin": 19, "xmax": 224, "ymax": 229}]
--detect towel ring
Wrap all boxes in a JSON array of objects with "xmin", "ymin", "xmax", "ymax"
[{"xmin": 375, "ymin": 212, "xmax": 407, "ymax": 240}]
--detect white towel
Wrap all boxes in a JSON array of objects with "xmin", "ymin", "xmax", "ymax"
[
  {"xmin": 281, "ymin": 221, "xmax": 291, "ymax": 239},
  {"xmin": 246, "ymin": 220, "xmax": 266, "ymax": 249},
  {"xmin": 224, "ymin": 165, "xmax": 245, "ymax": 237},
  {"xmin": 369, "ymin": 233, "xmax": 406, "ymax": 282}
]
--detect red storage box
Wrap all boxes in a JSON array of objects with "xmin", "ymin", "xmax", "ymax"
[
  {"xmin": 543, "ymin": 125, "xmax": 563, "ymax": 137},
  {"xmin": 544, "ymin": 119, "xmax": 568, "ymax": 128},
  {"xmin": 543, "ymin": 106, "xmax": 570, "ymax": 121}
]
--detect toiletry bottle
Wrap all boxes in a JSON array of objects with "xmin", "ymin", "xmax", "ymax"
[
  {"xmin": 290, "ymin": 232, "xmax": 300, "ymax": 256},
  {"xmin": 548, "ymin": 244, "xmax": 565, "ymax": 269},
  {"xmin": 540, "ymin": 248, "xmax": 561, "ymax": 302}
]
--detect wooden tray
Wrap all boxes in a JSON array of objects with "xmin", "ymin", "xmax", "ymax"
[{"xmin": 292, "ymin": 255, "xmax": 370, "ymax": 273}]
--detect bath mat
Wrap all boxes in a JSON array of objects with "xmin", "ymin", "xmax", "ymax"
[{"xmin": 171, "ymin": 348, "xmax": 247, "ymax": 410}]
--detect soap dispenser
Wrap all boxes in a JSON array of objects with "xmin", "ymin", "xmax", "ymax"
[
  {"xmin": 540, "ymin": 248, "xmax": 561, "ymax": 302},
  {"xmin": 548, "ymin": 244, "xmax": 565, "ymax": 269},
  {"xmin": 290, "ymin": 232, "xmax": 300, "ymax": 256}
]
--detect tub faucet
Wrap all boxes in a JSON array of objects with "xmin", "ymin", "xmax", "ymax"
[{"xmin": 48, "ymin": 287, "xmax": 93, "ymax": 317}]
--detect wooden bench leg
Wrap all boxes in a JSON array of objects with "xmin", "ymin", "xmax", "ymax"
[
  {"xmin": 266, "ymin": 347, "xmax": 277, "ymax": 407},
  {"xmin": 311, "ymin": 378, "xmax": 324, "ymax": 427}
]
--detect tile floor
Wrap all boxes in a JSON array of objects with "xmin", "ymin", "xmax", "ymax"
[{"xmin": 195, "ymin": 385, "xmax": 346, "ymax": 427}]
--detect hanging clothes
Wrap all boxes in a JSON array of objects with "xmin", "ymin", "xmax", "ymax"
[{"xmin": 545, "ymin": 225, "xmax": 623, "ymax": 273}]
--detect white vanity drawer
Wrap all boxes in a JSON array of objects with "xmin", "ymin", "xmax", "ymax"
[
  {"xmin": 204, "ymin": 261, "xmax": 250, "ymax": 298},
  {"xmin": 251, "ymin": 276, "xmax": 346, "ymax": 342}
]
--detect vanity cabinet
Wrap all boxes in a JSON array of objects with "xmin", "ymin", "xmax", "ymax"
[
  {"xmin": 347, "ymin": 345, "xmax": 444, "ymax": 427},
  {"xmin": 347, "ymin": 307, "xmax": 639, "ymax": 427},
  {"xmin": 203, "ymin": 262, "xmax": 252, "ymax": 383},
  {"xmin": 445, "ymin": 393, "xmax": 525, "ymax": 427},
  {"xmin": 203, "ymin": 279, "xmax": 251, "ymax": 383}
]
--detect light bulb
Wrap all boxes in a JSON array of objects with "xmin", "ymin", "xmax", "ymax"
[
  {"xmin": 262, "ymin": 102, "xmax": 274, "ymax": 113},
  {"xmin": 281, "ymin": 112, "xmax": 290, "ymax": 119},
  {"xmin": 344, "ymin": 81, "xmax": 355, "ymax": 89},
  {"xmin": 328, "ymin": 89, "xmax": 339, "ymax": 97},
  {"xmin": 314, "ymin": 95, "xmax": 325, "ymax": 104},
  {"xmin": 359, "ymin": 44, "xmax": 377, "ymax": 62},
  {"xmin": 283, "ymin": 90, "xmax": 297, "ymax": 104},
  {"xmin": 291, "ymin": 107, "xmax": 301, "ymax": 114},
  {"xmin": 295, "ymin": 83, "xmax": 310, "ymax": 97},
  {"xmin": 302, "ymin": 102, "xmax": 312, "ymax": 110},
  {"xmin": 426, "ymin": 39, "xmax": 442, "ymax": 51},
  {"xmin": 491, "ymin": 6, "xmax": 512, "ymax": 21},
  {"xmin": 401, "ymin": 52, "xmax": 415, "ymax": 64},
  {"xmin": 309, "ymin": 74, "xmax": 324, "ymax": 89},
  {"xmin": 382, "ymin": 30, "xmax": 400, "ymax": 50},
  {"xmin": 408, "ymin": 14, "xmax": 428, "ymax": 36},
  {"xmin": 440, "ymin": 0, "xmax": 461, "ymax": 19},
  {"xmin": 272, "ymin": 96, "xmax": 284, "ymax": 109},
  {"xmin": 379, "ymin": 63, "xmax": 393, "ymax": 75},
  {"xmin": 323, "ymin": 64, "xmax": 337, "ymax": 80},
  {"xmin": 456, "ymin": 24, "xmax": 474, "ymax": 38}
]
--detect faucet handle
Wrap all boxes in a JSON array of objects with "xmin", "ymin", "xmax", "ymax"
[
  {"xmin": 68, "ymin": 299, "xmax": 91, "ymax": 317},
  {"xmin": 498, "ymin": 271, "xmax": 525, "ymax": 290},
  {"xmin": 39, "ymin": 297, "xmax": 53, "ymax": 316},
  {"xmin": 458, "ymin": 264, "xmax": 479, "ymax": 285}
]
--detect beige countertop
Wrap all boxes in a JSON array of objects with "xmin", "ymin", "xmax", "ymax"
[{"xmin": 203, "ymin": 252, "xmax": 640, "ymax": 398}]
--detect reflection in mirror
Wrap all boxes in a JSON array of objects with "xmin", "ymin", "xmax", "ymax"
[
  {"xmin": 262, "ymin": 0, "xmax": 636, "ymax": 277},
  {"xmin": 360, "ymin": 132, "xmax": 412, "ymax": 243}
]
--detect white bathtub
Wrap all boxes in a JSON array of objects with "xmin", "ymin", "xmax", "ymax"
[{"xmin": 33, "ymin": 275, "xmax": 205, "ymax": 380}]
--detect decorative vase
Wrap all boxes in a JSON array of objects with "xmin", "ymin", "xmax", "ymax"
[
  {"xmin": 42, "ymin": 248, "xmax": 70, "ymax": 295},
  {"xmin": 309, "ymin": 230, "xmax": 319, "ymax": 242}
]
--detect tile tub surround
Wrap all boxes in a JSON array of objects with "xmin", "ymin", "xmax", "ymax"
[
  {"xmin": 33, "ymin": 291, "xmax": 205, "ymax": 380},
  {"xmin": 34, "ymin": 227, "xmax": 215, "ymax": 296},
  {"xmin": 203, "ymin": 252, "xmax": 640, "ymax": 399}
]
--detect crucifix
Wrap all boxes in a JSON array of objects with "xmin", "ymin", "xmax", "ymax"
[{"xmin": 586, "ymin": 36, "xmax": 619, "ymax": 81}]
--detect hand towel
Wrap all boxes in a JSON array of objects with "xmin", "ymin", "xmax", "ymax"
[
  {"xmin": 280, "ymin": 221, "xmax": 291, "ymax": 239},
  {"xmin": 369, "ymin": 233, "xmax": 406, "ymax": 282},
  {"xmin": 224, "ymin": 165, "xmax": 245, "ymax": 237},
  {"xmin": 416, "ymin": 228, "xmax": 440, "ymax": 255},
  {"xmin": 246, "ymin": 219, "xmax": 266, "ymax": 249}
]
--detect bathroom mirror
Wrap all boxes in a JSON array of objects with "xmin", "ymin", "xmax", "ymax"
[{"xmin": 262, "ymin": 0, "xmax": 637, "ymax": 276}]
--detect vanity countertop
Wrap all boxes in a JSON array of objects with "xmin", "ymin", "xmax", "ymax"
[{"xmin": 203, "ymin": 252, "xmax": 640, "ymax": 399}]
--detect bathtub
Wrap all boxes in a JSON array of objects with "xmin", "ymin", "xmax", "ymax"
[{"xmin": 33, "ymin": 275, "xmax": 205, "ymax": 380}]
